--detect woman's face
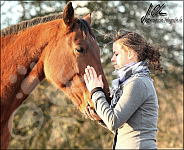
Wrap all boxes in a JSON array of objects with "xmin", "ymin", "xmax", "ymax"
[{"xmin": 111, "ymin": 41, "xmax": 130, "ymax": 70}]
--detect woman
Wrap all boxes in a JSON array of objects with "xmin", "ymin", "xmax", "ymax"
[{"xmin": 83, "ymin": 31, "xmax": 163, "ymax": 149}]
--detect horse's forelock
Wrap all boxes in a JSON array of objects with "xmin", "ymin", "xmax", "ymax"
[{"xmin": 76, "ymin": 18, "xmax": 96, "ymax": 40}]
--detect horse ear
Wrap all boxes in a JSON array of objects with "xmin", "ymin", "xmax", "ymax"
[
  {"xmin": 83, "ymin": 13, "xmax": 91, "ymax": 25},
  {"xmin": 63, "ymin": 1, "xmax": 74, "ymax": 28}
]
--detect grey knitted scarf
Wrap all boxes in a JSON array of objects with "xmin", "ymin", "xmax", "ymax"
[{"xmin": 110, "ymin": 61, "xmax": 151, "ymax": 108}]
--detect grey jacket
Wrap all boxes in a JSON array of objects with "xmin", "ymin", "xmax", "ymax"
[{"xmin": 92, "ymin": 74, "xmax": 159, "ymax": 149}]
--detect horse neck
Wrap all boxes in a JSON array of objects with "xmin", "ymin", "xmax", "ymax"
[
  {"xmin": 1, "ymin": 20, "xmax": 63, "ymax": 119},
  {"xmin": 3, "ymin": 20, "xmax": 62, "ymax": 60},
  {"xmin": 2, "ymin": 19, "xmax": 63, "ymax": 81}
]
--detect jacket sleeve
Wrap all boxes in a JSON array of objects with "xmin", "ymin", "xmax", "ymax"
[{"xmin": 92, "ymin": 78, "xmax": 149, "ymax": 132}]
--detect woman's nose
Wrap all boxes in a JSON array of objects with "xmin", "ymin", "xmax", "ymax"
[{"xmin": 111, "ymin": 55, "xmax": 115, "ymax": 62}]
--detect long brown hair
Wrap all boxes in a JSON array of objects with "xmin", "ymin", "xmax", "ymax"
[{"xmin": 114, "ymin": 30, "xmax": 163, "ymax": 73}]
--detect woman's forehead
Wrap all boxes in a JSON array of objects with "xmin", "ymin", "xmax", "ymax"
[
  {"xmin": 113, "ymin": 42, "xmax": 129, "ymax": 54},
  {"xmin": 113, "ymin": 43, "xmax": 119, "ymax": 52},
  {"xmin": 113, "ymin": 41, "xmax": 120, "ymax": 48},
  {"xmin": 113, "ymin": 42, "xmax": 123, "ymax": 50}
]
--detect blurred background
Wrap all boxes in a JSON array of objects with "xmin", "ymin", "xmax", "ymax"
[{"xmin": 1, "ymin": 1, "xmax": 183, "ymax": 149}]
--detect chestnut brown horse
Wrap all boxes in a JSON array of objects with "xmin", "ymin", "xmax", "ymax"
[{"xmin": 1, "ymin": 2, "xmax": 110, "ymax": 149}]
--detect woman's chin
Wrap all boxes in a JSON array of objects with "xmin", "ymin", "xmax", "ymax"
[{"xmin": 114, "ymin": 65, "xmax": 120, "ymax": 70}]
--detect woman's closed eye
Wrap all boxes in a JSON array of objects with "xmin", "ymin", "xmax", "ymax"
[{"xmin": 114, "ymin": 53, "xmax": 118, "ymax": 56}]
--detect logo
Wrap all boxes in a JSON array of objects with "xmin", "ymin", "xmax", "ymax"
[
  {"xmin": 141, "ymin": 3, "xmax": 182, "ymax": 25},
  {"xmin": 8, "ymin": 102, "xmax": 44, "ymax": 140}
]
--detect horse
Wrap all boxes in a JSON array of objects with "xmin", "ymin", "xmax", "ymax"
[{"xmin": 1, "ymin": 2, "xmax": 110, "ymax": 149}]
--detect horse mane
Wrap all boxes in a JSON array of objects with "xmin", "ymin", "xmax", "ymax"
[
  {"xmin": 1, "ymin": 12, "xmax": 96, "ymax": 40},
  {"xmin": 1, "ymin": 13, "xmax": 63, "ymax": 37}
]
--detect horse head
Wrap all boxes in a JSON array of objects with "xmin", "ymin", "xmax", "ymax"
[{"xmin": 44, "ymin": 2, "xmax": 110, "ymax": 112}]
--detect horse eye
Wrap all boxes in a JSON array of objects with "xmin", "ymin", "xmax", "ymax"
[{"xmin": 75, "ymin": 47, "xmax": 85, "ymax": 54}]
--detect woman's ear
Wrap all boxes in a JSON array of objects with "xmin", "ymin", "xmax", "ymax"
[
  {"xmin": 128, "ymin": 50, "xmax": 137, "ymax": 61},
  {"xmin": 128, "ymin": 50, "xmax": 133, "ymax": 60}
]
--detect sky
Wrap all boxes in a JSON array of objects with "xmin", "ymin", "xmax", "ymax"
[
  {"xmin": 1, "ymin": 1, "xmax": 183, "ymax": 33},
  {"xmin": 1, "ymin": 1, "xmax": 90, "ymax": 29}
]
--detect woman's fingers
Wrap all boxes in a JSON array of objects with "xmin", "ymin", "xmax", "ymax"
[
  {"xmin": 90, "ymin": 66, "xmax": 97, "ymax": 79},
  {"xmin": 84, "ymin": 106, "xmax": 101, "ymax": 121},
  {"xmin": 85, "ymin": 67, "xmax": 90, "ymax": 79},
  {"xmin": 89, "ymin": 108, "xmax": 97, "ymax": 119},
  {"xmin": 89, "ymin": 107, "xmax": 102, "ymax": 121},
  {"xmin": 84, "ymin": 74, "xmax": 88, "ymax": 83},
  {"xmin": 84, "ymin": 107, "xmax": 94, "ymax": 121},
  {"xmin": 85, "ymin": 66, "xmax": 98, "ymax": 80},
  {"xmin": 98, "ymin": 75, "xmax": 102, "ymax": 82},
  {"xmin": 87, "ymin": 66, "xmax": 94, "ymax": 80},
  {"xmin": 84, "ymin": 66, "xmax": 104, "ymax": 92}
]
